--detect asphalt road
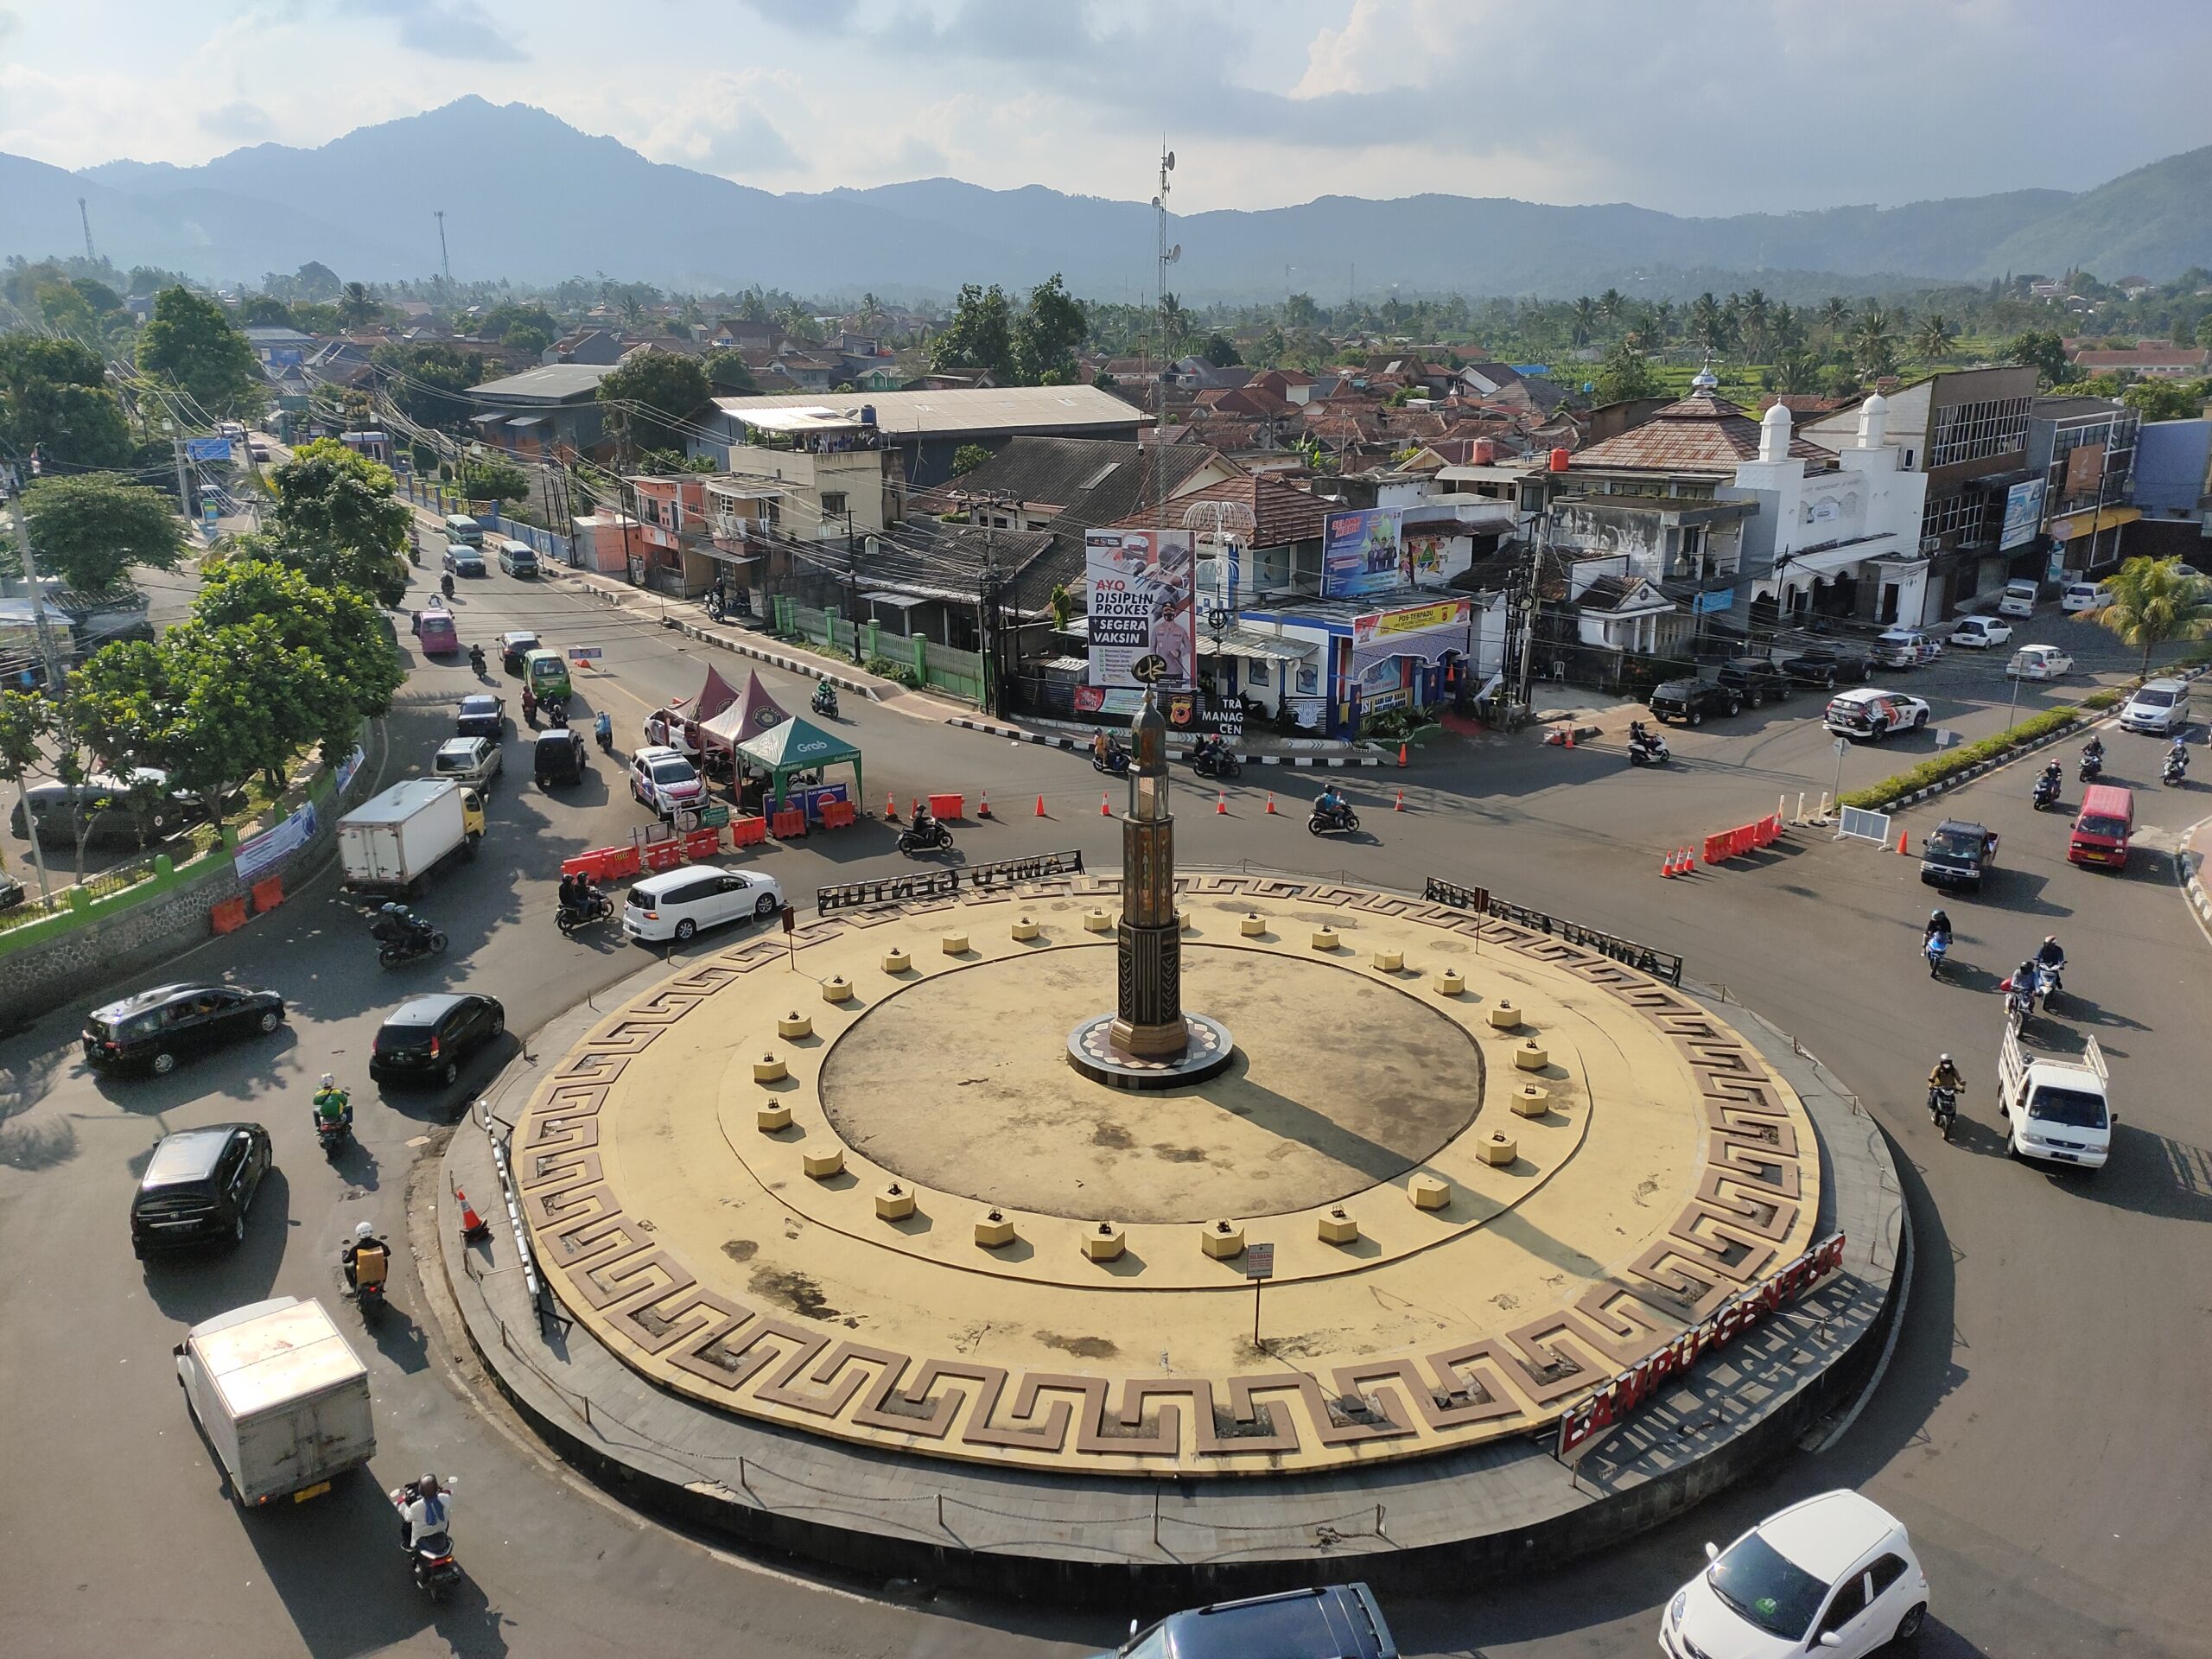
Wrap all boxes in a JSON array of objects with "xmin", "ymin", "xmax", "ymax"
[{"xmin": 1, "ymin": 552, "xmax": 2206, "ymax": 1659}]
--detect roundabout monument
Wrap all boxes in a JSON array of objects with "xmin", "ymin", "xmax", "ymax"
[{"xmin": 473, "ymin": 693, "xmax": 1903, "ymax": 1586}]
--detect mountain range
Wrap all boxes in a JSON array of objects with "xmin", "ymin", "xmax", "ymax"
[{"xmin": 6, "ymin": 97, "xmax": 2209, "ymax": 302}]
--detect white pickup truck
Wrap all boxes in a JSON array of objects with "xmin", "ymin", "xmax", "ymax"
[{"xmin": 1998, "ymin": 1027, "xmax": 2113, "ymax": 1171}]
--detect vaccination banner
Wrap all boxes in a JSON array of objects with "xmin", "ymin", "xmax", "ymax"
[
  {"xmin": 1085, "ymin": 528, "xmax": 1196, "ymax": 690},
  {"xmin": 1321, "ymin": 507, "xmax": 1404, "ymax": 599}
]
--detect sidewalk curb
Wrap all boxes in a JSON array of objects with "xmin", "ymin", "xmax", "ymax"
[
  {"xmin": 2181, "ymin": 817, "xmax": 2212, "ymax": 933},
  {"xmin": 944, "ymin": 716, "xmax": 1391, "ymax": 767}
]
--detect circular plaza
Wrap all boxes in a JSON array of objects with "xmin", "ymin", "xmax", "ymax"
[{"xmin": 506, "ymin": 874, "xmax": 1840, "ymax": 1481}]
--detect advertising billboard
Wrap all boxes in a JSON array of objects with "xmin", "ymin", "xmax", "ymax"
[
  {"xmin": 1084, "ymin": 527, "xmax": 1195, "ymax": 690},
  {"xmin": 1321, "ymin": 507, "xmax": 1403, "ymax": 599},
  {"xmin": 1999, "ymin": 478, "xmax": 2047, "ymax": 550}
]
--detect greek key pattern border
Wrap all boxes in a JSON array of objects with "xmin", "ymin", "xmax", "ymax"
[{"xmin": 514, "ymin": 877, "xmax": 1818, "ymax": 1472}]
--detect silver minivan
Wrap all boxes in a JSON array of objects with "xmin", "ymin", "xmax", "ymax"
[
  {"xmin": 2120, "ymin": 677, "xmax": 2190, "ymax": 735},
  {"xmin": 442, "ymin": 513, "xmax": 484, "ymax": 548}
]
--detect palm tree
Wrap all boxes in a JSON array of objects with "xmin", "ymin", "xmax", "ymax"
[
  {"xmin": 1569, "ymin": 296, "xmax": 1599, "ymax": 346},
  {"xmin": 2093, "ymin": 556, "xmax": 2212, "ymax": 679},
  {"xmin": 1597, "ymin": 287, "xmax": 1625, "ymax": 327},
  {"xmin": 1775, "ymin": 350, "xmax": 1822, "ymax": 395},
  {"xmin": 1819, "ymin": 296, "xmax": 1852, "ymax": 340},
  {"xmin": 1688, "ymin": 291, "xmax": 1730, "ymax": 357},
  {"xmin": 1769, "ymin": 301, "xmax": 1803, "ymax": 353},
  {"xmin": 1648, "ymin": 299, "xmax": 1675, "ymax": 343},
  {"xmin": 1739, "ymin": 288, "xmax": 1771, "ymax": 359},
  {"xmin": 1913, "ymin": 313, "xmax": 1959, "ymax": 363},
  {"xmin": 339, "ymin": 281, "xmax": 377, "ymax": 328},
  {"xmin": 1852, "ymin": 304, "xmax": 1898, "ymax": 378}
]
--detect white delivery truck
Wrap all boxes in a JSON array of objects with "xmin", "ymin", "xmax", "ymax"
[
  {"xmin": 1998, "ymin": 1027, "xmax": 2113, "ymax": 1171},
  {"xmin": 174, "ymin": 1297, "xmax": 377, "ymax": 1506},
  {"xmin": 338, "ymin": 778, "xmax": 480, "ymax": 894}
]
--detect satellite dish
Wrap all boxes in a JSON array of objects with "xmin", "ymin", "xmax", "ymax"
[
  {"xmin": 1169, "ymin": 246, "xmax": 1182, "ymax": 264},
  {"xmin": 1166, "ymin": 151, "xmax": 1176, "ymax": 171}
]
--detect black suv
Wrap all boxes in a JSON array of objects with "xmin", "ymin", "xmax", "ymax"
[
  {"xmin": 84, "ymin": 982, "xmax": 288, "ymax": 1077},
  {"xmin": 1777, "ymin": 644, "xmax": 1873, "ymax": 688},
  {"xmin": 370, "ymin": 993, "xmax": 505, "ymax": 1087},
  {"xmin": 1647, "ymin": 677, "xmax": 1742, "ymax": 725},
  {"xmin": 1713, "ymin": 656, "xmax": 1794, "ymax": 708},
  {"xmin": 130, "ymin": 1122, "xmax": 273, "ymax": 1257}
]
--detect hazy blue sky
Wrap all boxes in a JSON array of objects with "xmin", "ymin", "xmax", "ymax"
[{"xmin": 3, "ymin": 0, "xmax": 2208, "ymax": 213}]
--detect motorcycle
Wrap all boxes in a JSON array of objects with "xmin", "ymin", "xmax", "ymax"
[
  {"xmin": 468, "ymin": 644, "xmax": 486, "ymax": 677},
  {"xmin": 2164, "ymin": 752, "xmax": 2188, "ymax": 787},
  {"xmin": 2032, "ymin": 771, "xmax": 2062, "ymax": 810},
  {"xmin": 374, "ymin": 922, "xmax": 448, "ymax": 969},
  {"xmin": 391, "ymin": 1482, "xmax": 461, "ymax": 1601},
  {"xmin": 2003, "ymin": 978, "xmax": 2035, "ymax": 1034},
  {"xmin": 556, "ymin": 892, "xmax": 613, "ymax": 935},
  {"xmin": 811, "ymin": 683, "xmax": 839, "ymax": 718},
  {"xmin": 1307, "ymin": 802, "xmax": 1360, "ymax": 837},
  {"xmin": 2035, "ymin": 957, "xmax": 2064, "ymax": 1013},
  {"xmin": 1923, "ymin": 932, "xmax": 1949, "ymax": 979},
  {"xmin": 896, "ymin": 820, "xmax": 954, "ymax": 854},
  {"xmin": 705, "ymin": 593, "xmax": 727, "ymax": 623},
  {"xmin": 1626, "ymin": 729, "xmax": 1671, "ymax": 767},
  {"xmin": 1927, "ymin": 1084, "xmax": 1958, "ymax": 1142},
  {"xmin": 1091, "ymin": 745, "xmax": 1131, "ymax": 777},
  {"xmin": 594, "ymin": 710, "xmax": 613, "ymax": 753},
  {"xmin": 315, "ymin": 1113, "xmax": 352, "ymax": 1159},
  {"xmin": 2078, "ymin": 747, "xmax": 2103, "ymax": 783},
  {"xmin": 441, "ymin": 572, "xmax": 455, "ymax": 601},
  {"xmin": 542, "ymin": 695, "xmax": 569, "ymax": 728},
  {"xmin": 1191, "ymin": 746, "xmax": 1242, "ymax": 780}
]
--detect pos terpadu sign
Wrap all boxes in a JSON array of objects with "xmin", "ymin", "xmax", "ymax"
[{"xmin": 1554, "ymin": 1231, "xmax": 1847, "ymax": 1460}]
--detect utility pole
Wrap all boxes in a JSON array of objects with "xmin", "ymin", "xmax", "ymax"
[
  {"xmin": 77, "ymin": 197, "xmax": 95, "ymax": 263},
  {"xmin": 172, "ymin": 437, "xmax": 195, "ymax": 537},
  {"xmin": 4, "ymin": 466, "xmax": 64, "ymax": 903},
  {"xmin": 435, "ymin": 210, "xmax": 453, "ymax": 287}
]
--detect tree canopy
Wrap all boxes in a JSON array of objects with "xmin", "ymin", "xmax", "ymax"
[
  {"xmin": 370, "ymin": 341, "xmax": 486, "ymax": 433},
  {"xmin": 1593, "ymin": 340, "xmax": 1662, "ymax": 404},
  {"xmin": 256, "ymin": 437, "xmax": 411, "ymax": 605},
  {"xmin": 702, "ymin": 348, "xmax": 760, "ymax": 395},
  {"xmin": 2092, "ymin": 556, "xmax": 2212, "ymax": 677},
  {"xmin": 13, "ymin": 475, "xmax": 188, "ymax": 593},
  {"xmin": 0, "ymin": 334, "xmax": 135, "ymax": 471},
  {"xmin": 596, "ymin": 350, "xmax": 712, "ymax": 457},
  {"xmin": 457, "ymin": 455, "xmax": 531, "ymax": 503},
  {"xmin": 136, "ymin": 285, "xmax": 260, "ymax": 419}
]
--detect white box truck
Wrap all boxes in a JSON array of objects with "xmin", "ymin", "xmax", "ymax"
[
  {"xmin": 1998, "ymin": 1027, "xmax": 2113, "ymax": 1171},
  {"xmin": 174, "ymin": 1296, "xmax": 377, "ymax": 1506},
  {"xmin": 338, "ymin": 778, "xmax": 480, "ymax": 894}
]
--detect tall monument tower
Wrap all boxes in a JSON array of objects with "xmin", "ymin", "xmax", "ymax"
[{"xmin": 1110, "ymin": 687, "xmax": 1185, "ymax": 1058}]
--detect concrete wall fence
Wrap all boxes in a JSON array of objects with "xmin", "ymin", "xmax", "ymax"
[{"xmin": 0, "ymin": 734, "xmax": 383, "ymax": 1030}]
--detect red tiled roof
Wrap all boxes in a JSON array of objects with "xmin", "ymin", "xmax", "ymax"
[
  {"xmin": 1568, "ymin": 391, "xmax": 1827, "ymax": 474},
  {"xmin": 1107, "ymin": 473, "xmax": 1332, "ymax": 547}
]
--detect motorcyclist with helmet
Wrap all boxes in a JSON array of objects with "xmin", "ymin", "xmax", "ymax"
[
  {"xmin": 313, "ymin": 1072, "xmax": 353, "ymax": 1133},
  {"xmin": 342, "ymin": 1220, "xmax": 390, "ymax": 1295}
]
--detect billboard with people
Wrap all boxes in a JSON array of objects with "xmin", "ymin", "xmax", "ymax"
[
  {"xmin": 1321, "ymin": 507, "xmax": 1404, "ymax": 599},
  {"xmin": 1085, "ymin": 527, "xmax": 1195, "ymax": 690}
]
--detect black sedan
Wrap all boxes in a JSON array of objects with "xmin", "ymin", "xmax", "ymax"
[
  {"xmin": 370, "ymin": 993, "xmax": 505, "ymax": 1087},
  {"xmin": 455, "ymin": 694, "xmax": 507, "ymax": 739},
  {"xmin": 1777, "ymin": 645, "xmax": 1873, "ymax": 688},
  {"xmin": 84, "ymin": 982, "xmax": 288, "ymax": 1077},
  {"xmin": 1647, "ymin": 677, "xmax": 1742, "ymax": 725}
]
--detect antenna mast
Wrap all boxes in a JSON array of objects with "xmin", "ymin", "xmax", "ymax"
[
  {"xmin": 78, "ymin": 198, "xmax": 95, "ymax": 262},
  {"xmin": 435, "ymin": 210, "xmax": 453, "ymax": 285},
  {"xmin": 1153, "ymin": 143, "xmax": 1179, "ymax": 528}
]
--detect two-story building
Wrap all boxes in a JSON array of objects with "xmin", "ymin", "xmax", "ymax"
[
  {"xmin": 2024, "ymin": 395, "xmax": 2140, "ymax": 578},
  {"xmin": 467, "ymin": 363, "xmax": 619, "ymax": 461}
]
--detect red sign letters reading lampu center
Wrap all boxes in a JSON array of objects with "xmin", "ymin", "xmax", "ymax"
[{"xmin": 1554, "ymin": 1232, "xmax": 1848, "ymax": 1459}]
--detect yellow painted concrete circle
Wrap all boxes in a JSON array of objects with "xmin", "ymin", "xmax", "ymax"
[
  {"xmin": 514, "ymin": 876, "xmax": 1822, "ymax": 1478},
  {"xmin": 817, "ymin": 944, "xmax": 1482, "ymax": 1224}
]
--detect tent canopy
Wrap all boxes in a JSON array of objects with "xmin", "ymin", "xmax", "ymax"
[
  {"xmin": 734, "ymin": 713, "xmax": 863, "ymax": 808},
  {"xmin": 700, "ymin": 670, "xmax": 791, "ymax": 748},
  {"xmin": 693, "ymin": 664, "xmax": 741, "ymax": 722}
]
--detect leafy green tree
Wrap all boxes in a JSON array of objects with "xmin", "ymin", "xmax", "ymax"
[
  {"xmin": 14, "ymin": 475, "xmax": 188, "ymax": 593},
  {"xmin": 1851, "ymin": 305, "xmax": 1899, "ymax": 378},
  {"xmin": 457, "ymin": 455, "xmax": 531, "ymax": 503},
  {"xmin": 1015, "ymin": 273, "xmax": 1088, "ymax": 384},
  {"xmin": 480, "ymin": 302, "xmax": 559, "ymax": 346},
  {"xmin": 1284, "ymin": 292, "xmax": 1320, "ymax": 332},
  {"xmin": 1593, "ymin": 340, "xmax": 1662, "ymax": 404},
  {"xmin": 37, "ymin": 282, "xmax": 97, "ymax": 340},
  {"xmin": 2120, "ymin": 378, "xmax": 2204, "ymax": 421},
  {"xmin": 1774, "ymin": 351, "xmax": 1823, "ymax": 395},
  {"xmin": 931, "ymin": 283, "xmax": 1018, "ymax": 382},
  {"xmin": 1568, "ymin": 296, "xmax": 1598, "ymax": 347},
  {"xmin": 370, "ymin": 341, "xmax": 486, "ymax": 433},
  {"xmin": 1912, "ymin": 314, "xmax": 1959, "ymax": 363},
  {"xmin": 162, "ymin": 615, "xmax": 325, "ymax": 800},
  {"xmin": 293, "ymin": 262, "xmax": 343, "ymax": 303},
  {"xmin": 1818, "ymin": 296, "xmax": 1852, "ymax": 340},
  {"xmin": 241, "ymin": 296, "xmax": 297, "ymax": 327},
  {"xmin": 192, "ymin": 559, "xmax": 401, "ymax": 755},
  {"xmin": 2092, "ymin": 556, "xmax": 2212, "ymax": 677},
  {"xmin": 702, "ymin": 348, "xmax": 760, "ymax": 395},
  {"xmin": 1199, "ymin": 331, "xmax": 1243, "ymax": 368},
  {"xmin": 260, "ymin": 438, "xmax": 410, "ymax": 605},
  {"xmin": 2005, "ymin": 329, "xmax": 2070, "ymax": 385},
  {"xmin": 137, "ymin": 285, "xmax": 260, "ymax": 418},
  {"xmin": 950, "ymin": 443, "xmax": 991, "ymax": 478},
  {"xmin": 1688, "ymin": 291, "xmax": 1731, "ymax": 357},
  {"xmin": 504, "ymin": 323, "xmax": 552, "ymax": 358},
  {"xmin": 0, "ymin": 335, "xmax": 134, "ymax": 470},
  {"xmin": 596, "ymin": 350, "xmax": 713, "ymax": 458},
  {"xmin": 0, "ymin": 690, "xmax": 52, "ymax": 890},
  {"xmin": 62, "ymin": 638, "xmax": 176, "ymax": 787},
  {"xmin": 1738, "ymin": 289, "xmax": 1771, "ymax": 359}
]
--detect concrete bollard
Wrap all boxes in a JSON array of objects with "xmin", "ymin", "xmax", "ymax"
[
  {"xmin": 1434, "ymin": 968, "xmax": 1465, "ymax": 996},
  {"xmin": 1201, "ymin": 1219, "xmax": 1245, "ymax": 1258},
  {"xmin": 1318, "ymin": 1207, "xmax": 1360, "ymax": 1244},
  {"xmin": 1084, "ymin": 1222, "xmax": 1126, "ymax": 1262},
  {"xmin": 882, "ymin": 947, "xmax": 912, "ymax": 973},
  {"xmin": 1512, "ymin": 1082, "xmax": 1548, "ymax": 1117},
  {"xmin": 756, "ymin": 1101, "xmax": 793, "ymax": 1132},
  {"xmin": 1481, "ymin": 1131, "xmax": 1518, "ymax": 1166},
  {"xmin": 751, "ymin": 1052, "xmax": 788, "ymax": 1083},
  {"xmin": 777, "ymin": 1011, "xmax": 813, "ymax": 1039},
  {"xmin": 941, "ymin": 931, "xmax": 969, "ymax": 955},
  {"xmin": 1408, "ymin": 1173, "xmax": 1452, "ymax": 1211},
  {"xmin": 822, "ymin": 975, "xmax": 854, "ymax": 1003},
  {"xmin": 1011, "ymin": 916, "xmax": 1040, "ymax": 941},
  {"xmin": 802, "ymin": 1144, "xmax": 844, "ymax": 1179},
  {"xmin": 1312, "ymin": 926, "xmax": 1340, "ymax": 950},
  {"xmin": 1514, "ymin": 1039, "xmax": 1548, "ymax": 1071},
  {"xmin": 975, "ymin": 1209, "xmax": 1015, "ymax": 1249},
  {"xmin": 1084, "ymin": 908, "xmax": 1114, "ymax": 933},
  {"xmin": 1488, "ymin": 1001, "xmax": 1522, "ymax": 1030},
  {"xmin": 875, "ymin": 1182, "xmax": 916, "ymax": 1221},
  {"xmin": 1241, "ymin": 912, "xmax": 1267, "ymax": 937},
  {"xmin": 1371, "ymin": 948, "xmax": 1404, "ymax": 972}
]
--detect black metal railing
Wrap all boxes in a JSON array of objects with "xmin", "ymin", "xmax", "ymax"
[{"xmin": 1422, "ymin": 876, "xmax": 1683, "ymax": 986}]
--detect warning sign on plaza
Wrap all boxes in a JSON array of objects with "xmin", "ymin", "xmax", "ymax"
[{"xmin": 1085, "ymin": 528, "xmax": 1195, "ymax": 690}]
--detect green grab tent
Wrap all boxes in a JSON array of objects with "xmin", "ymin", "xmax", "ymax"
[{"xmin": 734, "ymin": 713, "xmax": 862, "ymax": 810}]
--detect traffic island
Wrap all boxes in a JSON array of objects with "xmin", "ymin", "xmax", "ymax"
[{"xmin": 442, "ymin": 872, "xmax": 1904, "ymax": 1599}]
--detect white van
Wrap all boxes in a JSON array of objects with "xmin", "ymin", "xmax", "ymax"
[
  {"xmin": 1996, "ymin": 578, "xmax": 2039, "ymax": 620},
  {"xmin": 442, "ymin": 513, "xmax": 485, "ymax": 548},
  {"xmin": 2061, "ymin": 581, "xmax": 2109, "ymax": 613}
]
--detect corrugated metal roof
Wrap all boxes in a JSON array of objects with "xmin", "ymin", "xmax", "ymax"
[{"xmin": 710, "ymin": 385, "xmax": 1141, "ymax": 438}]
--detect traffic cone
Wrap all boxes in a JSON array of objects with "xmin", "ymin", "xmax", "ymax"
[
  {"xmin": 1034, "ymin": 794, "xmax": 1046, "ymax": 817},
  {"xmin": 1216, "ymin": 790, "xmax": 1228, "ymax": 814},
  {"xmin": 1897, "ymin": 830, "xmax": 1909, "ymax": 855},
  {"xmin": 1564, "ymin": 728, "xmax": 1575, "ymax": 748},
  {"xmin": 886, "ymin": 791, "xmax": 898, "ymax": 821},
  {"xmin": 1661, "ymin": 849, "xmax": 1675, "ymax": 878},
  {"xmin": 455, "ymin": 1185, "xmax": 491, "ymax": 1242},
  {"xmin": 1394, "ymin": 788, "xmax": 1405, "ymax": 811},
  {"xmin": 1398, "ymin": 742, "xmax": 1409, "ymax": 768},
  {"xmin": 1101, "ymin": 792, "xmax": 1112, "ymax": 816},
  {"xmin": 978, "ymin": 791, "xmax": 991, "ymax": 819},
  {"xmin": 1265, "ymin": 792, "xmax": 1277, "ymax": 814}
]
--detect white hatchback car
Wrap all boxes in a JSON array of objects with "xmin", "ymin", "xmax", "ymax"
[
  {"xmin": 1947, "ymin": 615, "xmax": 2012, "ymax": 649},
  {"xmin": 1661, "ymin": 1490, "xmax": 1929, "ymax": 1659},
  {"xmin": 621, "ymin": 866, "xmax": 785, "ymax": 943}
]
